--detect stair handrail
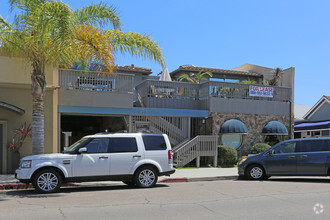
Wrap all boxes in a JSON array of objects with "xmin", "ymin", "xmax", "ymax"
[{"xmin": 174, "ymin": 135, "xmax": 218, "ymax": 168}]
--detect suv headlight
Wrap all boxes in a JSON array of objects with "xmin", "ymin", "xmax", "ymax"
[{"xmin": 21, "ymin": 160, "xmax": 32, "ymax": 168}]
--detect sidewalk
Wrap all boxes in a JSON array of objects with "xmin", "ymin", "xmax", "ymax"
[{"xmin": 0, "ymin": 167, "xmax": 239, "ymax": 190}]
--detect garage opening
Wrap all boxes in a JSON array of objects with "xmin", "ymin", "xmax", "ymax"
[{"xmin": 60, "ymin": 115, "xmax": 127, "ymax": 152}]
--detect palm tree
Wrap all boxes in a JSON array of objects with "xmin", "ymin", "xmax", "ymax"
[
  {"xmin": 0, "ymin": 0, "xmax": 165, "ymax": 154},
  {"xmin": 178, "ymin": 71, "xmax": 213, "ymax": 84}
]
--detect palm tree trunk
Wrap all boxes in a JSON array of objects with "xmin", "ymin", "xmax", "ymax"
[
  {"xmin": 32, "ymin": 96, "xmax": 44, "ymax": 155},
  {"xmin": 31, "ymin": 68, "xmax": 46, "ymax": 155}
]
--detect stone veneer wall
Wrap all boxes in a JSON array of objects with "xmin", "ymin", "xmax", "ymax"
[{"xmin": 210, "ymin": 112, "xmax": 292, "ymax": 157}]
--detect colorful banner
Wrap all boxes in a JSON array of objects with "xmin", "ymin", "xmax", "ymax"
[{"xmin": 249, "ymin": 85, "xmax": 274, "ymax": 98}]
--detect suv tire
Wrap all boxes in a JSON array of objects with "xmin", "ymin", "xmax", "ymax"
[
  {"xmin": 134, "ymin": 166, "xmax": 158, "ymax": 188},
  {"xmin": 32, "ymin": 169, "xmax": 62, "ymax": 193},
  {"xmin": 246, "ymin": 165, "xmax": 265, "ymax": 180}
]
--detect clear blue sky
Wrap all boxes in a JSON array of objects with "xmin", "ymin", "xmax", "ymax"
[{"xmin": 1, "ymin": 0, "xmax": 329, "ymax": 105}]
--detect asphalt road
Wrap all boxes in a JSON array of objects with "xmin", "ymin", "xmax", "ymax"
[{"xmin": 1, "ymin": 177, "xmax": 330, "ymax": 220}]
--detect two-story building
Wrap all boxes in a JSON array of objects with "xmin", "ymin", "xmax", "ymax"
[{"xmin": 0, "ymin": 53, "xmax": 295, "ymax": 173}]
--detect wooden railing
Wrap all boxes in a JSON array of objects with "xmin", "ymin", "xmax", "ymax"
[
  {"xmin": 199, "ymin": 81, "xmax": 291, "ymax": 102},
  {"xmin": 135, "ymin": 80, "xmax": 201, "ymax": 110},
  {"xmin": 59, "ymin": 69, "xmax": 134, "ymax": 94},
  {"xmin": 174, "ymin": 135, "xmax": 218, "ymax": 168},
  {"xmin": 131, "ymin": 116, "xmax": 190, "ymax": 145},
  {"xmin": 136, "ymin": 80, "xmax": 292, "ymax": 110}
]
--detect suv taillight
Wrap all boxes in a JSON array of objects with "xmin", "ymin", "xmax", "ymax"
[{"xmin": 168, "ymin": 150, "xmax": 173, "ymax": 160}]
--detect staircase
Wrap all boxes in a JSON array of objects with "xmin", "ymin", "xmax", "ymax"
[
  {"xmin": 173, "ymin": 135, "xmax": 218, "ymax": 168},
  {"xmin": 131, "ymin": 116, "xmax": 190, "ymax": 146}
]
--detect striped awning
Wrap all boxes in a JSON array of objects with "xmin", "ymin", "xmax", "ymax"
[
  {"xmin": 262, "ymin": 121, "xmax": 288, "ymax": 135},
  {"xmin": 220, "ymin": 119, "xmax": 248, "ymax": 134}
]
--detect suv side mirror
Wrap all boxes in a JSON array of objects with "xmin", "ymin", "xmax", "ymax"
[{"xmin": 78, "ymin": 147, "xmax": 88, "ymax": 154}]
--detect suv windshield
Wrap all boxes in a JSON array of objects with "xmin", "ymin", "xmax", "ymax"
[{"xmin": 64, "ymin": 138, "xmax": 90, "ymax": 154}]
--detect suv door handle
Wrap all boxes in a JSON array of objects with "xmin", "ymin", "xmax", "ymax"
[
  {"xmin": 99, "ymin": 156, "xmax": 108, "ymax": 159},
  {"xmin": 133, "ymin": 155, "xmax": 142, "ymax": 158},
  {"xmin": 288, "ymin": 156, "xmax": 295, "ymax": 159},
  {"xmin": 300, "ymin": 155, "xmax": 308, "ymax": 158}
]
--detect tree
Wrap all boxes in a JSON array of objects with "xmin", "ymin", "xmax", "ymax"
[
  {"xmin": 178, "ymin": 71, "xmax": 213, "ymax": 84},
  {"xmin": 0, "ymin": 0, "xmax": 165, "ymax": 154}
]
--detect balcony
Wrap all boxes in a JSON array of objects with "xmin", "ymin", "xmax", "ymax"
[
  {"xmin": 58, "ymin": 69, "xmax": 134, "ymax": 109},
  {"xmin": 136, "ymin": 80, "xmax": 292, "ymax": 115}
]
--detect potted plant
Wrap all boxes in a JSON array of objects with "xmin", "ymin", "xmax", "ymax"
[{"xmin": 8, "ymin": 122, "xmax": 32, "ymax": 172}]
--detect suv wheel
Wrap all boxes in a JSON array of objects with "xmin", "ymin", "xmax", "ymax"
[
  {"xmin": 246, "ymin": 165, "xmax": 265, "ymax": 180},
  {"xmin": 134, "ymin": 166, "xmax": 158, "ymax": 188},
  {"xmin": 32, "ymin": 169, "xmax": 62, "ymax": 193}
]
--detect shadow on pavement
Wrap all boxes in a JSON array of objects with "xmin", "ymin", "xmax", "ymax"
[
  {"xmin": 4, "ymin": 183, "xmax": 169, "ymax": 198},
  {"xmin": 235, "ymin": 176, "xmax": 330, "ymax": 184}
]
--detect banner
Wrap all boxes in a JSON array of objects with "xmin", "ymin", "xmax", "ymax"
[{"xmin": 249, "ymin": 85, "xmax": 274, "ymax": 98}]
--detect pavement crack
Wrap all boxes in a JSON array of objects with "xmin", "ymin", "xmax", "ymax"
[
  {"xmin": 144, "ymin": 197, "xmax": 150, "ymax": 204},
  {"xmin": 195, "ymin": 203, "xmax": 215, "ymax": 213},
  {"xmin": 14, "ymin": 198, "xmax": 46, "ymax": 209},
  {"xmin": 58, "ymin": 208, "xmax": 66, "ymax": 219}
]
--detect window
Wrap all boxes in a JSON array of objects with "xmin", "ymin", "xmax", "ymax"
[
  {"xmin": 109, "ymin": 138, "xmax": 138, "ymax": 153},
  {"xmin": 84, "ymin": 138, "xmax": 109, "ymax": 153},
  {"xmin": 273, "ymin": 142, "xmax": 296, "ymax": 154},
  {"xmin": 142, "ymin": 135, "xmax": 167, "ymax": 151},
  {"xmin": 221, "ymin": 134, "xmax": 242, "ymax": 149},
  {"xmin": 322, "ymin": 130, "xmax": 329, "ymax": 136},
  {"xmin": 296, "ymin": 140, "xmax": 329, "ymax": 152}
]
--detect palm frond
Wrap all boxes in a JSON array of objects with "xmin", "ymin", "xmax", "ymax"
[
  {"xmin": 72, "ymin": 24, "xmax": 115, "ymax": 73},
  {"xmin": 178, "ymin": 73, "xmax": 196, "ymax": 83},
  {"xmin": 9, "ymin": 0, "xmax": 46, "ymax": 13},
  {"xmin": 105, "ymin": 29, "xmax": 165, "ymax": 67},
  {"xmin": 75, "ymin": 3, "xmax": 122, "ymax": 30}
]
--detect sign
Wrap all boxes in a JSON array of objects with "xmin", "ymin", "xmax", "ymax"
[{"xmin": 249, "ymin": 85, "xmax": 274, "ymax": 98}]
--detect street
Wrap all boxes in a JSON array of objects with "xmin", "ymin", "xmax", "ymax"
[{"xmin": 1, "ymin": 178, "xmax": 330, "ymax": 220}]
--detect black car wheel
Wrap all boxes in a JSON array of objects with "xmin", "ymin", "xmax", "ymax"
[
  {"xmin": 134, "ymin": 166, "xmax": 158, "ymax": 188},
  {"xmin": 32, "ymin": 169, "xmax": 62, "ymax": 193},
  {"xmin": 246, "ymin": 165, "xmax": 265, "ymax": 180}
]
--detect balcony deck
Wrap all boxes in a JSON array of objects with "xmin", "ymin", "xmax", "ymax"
[
  {"xmin": 58, "ymin": 69, "xmax": 134, "ymax": 109},
  {"xmin": 58, "ymin": 69, "xmax": 292, "ymax": 116},
  {"xmin": 136, "ymin": 80, "xmax": 292, "ymax": 115}
]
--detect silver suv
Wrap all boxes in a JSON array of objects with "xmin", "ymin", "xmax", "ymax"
[{"xmin": 15, "ymin": 133, "xmax": 175, "ymax": 193}]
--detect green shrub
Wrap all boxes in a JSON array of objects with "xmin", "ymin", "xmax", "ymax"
[
  {"xmin": 218, "ymin": 145, "xmax": 237, "ymax": 166},
  {"xmin": 250, "ymin": 143, "xmax": 271, "ymax": 154}
]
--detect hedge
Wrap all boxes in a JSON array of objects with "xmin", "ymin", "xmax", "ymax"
[
  {"xmin": 250, "ymin": 143, "xmax": 271, "ymax": 154},
  {"xmin": 218, "ymin": 145, "xmax": 237, "ymax": 165}
]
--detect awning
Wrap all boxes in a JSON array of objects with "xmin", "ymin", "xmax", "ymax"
[
  {"xmin": 262, "ymin": 121, "xmax": 288, "ymax": 135},
  {"xmin": 220, "ymin": 119, "xmax": 248, "ymax": 134},
  {"xmin": 0, "ymin": 101, "xmax": 25, "ymax": 115},
  {"xmin": 295, "ymin": 120, "xmax": 330, "ymax": 131}
]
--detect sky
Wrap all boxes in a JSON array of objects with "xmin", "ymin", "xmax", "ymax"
[{"xmin": 0, "ymin": 0, "xmax": 329, "ymax": 105}]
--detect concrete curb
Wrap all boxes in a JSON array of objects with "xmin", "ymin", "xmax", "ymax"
[
  {"xmin": 158, "ymin": 178, "xmax": 188, "ymax": 183},
  {"xmin": 187, "ymin": 176, "xmax": 238, "ymax": 182},
  {"xmin": 0, "ymin": 176, "xmax": 238, "ymax": 190}
]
